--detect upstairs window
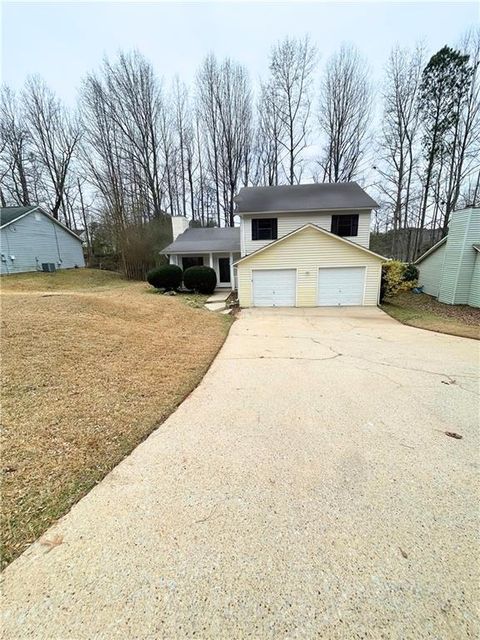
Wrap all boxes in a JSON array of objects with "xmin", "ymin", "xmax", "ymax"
[
  {"xmin": 252, "ymin": 218, "xmax": 278, "ymax": 241},
  {"xmin": 331, "ymin": 214, "xmax": 359, "ymax": 237}
]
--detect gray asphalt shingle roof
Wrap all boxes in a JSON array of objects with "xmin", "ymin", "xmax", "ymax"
[
  {"xmin": 161, "ymin": 227, "xmax": 240, "ymax": 254},
  {"xmin": 0, "ymin": 206, "xmax": 38, "ymax": 227},
  {"xmin": 234, "ymin": 182, "xmax": 378, "ymax": 213}
]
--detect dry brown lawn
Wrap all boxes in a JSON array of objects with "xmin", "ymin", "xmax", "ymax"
[{"xmin": 1, "ymin": 269, "xmax": 232, "ymax": 567}]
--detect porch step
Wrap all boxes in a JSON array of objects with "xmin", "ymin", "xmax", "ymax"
[
  {"xmin": 206, "ymin": 290, "xmax": 230, "ymax": 304},
  {"xmin": 205, "ymin": 301, "xmax": 226, "ymax": 312}
]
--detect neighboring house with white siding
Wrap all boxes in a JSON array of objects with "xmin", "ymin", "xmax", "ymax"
[
  {"xmin": 415, "ymin": 207, "xmax": 480, "ymax": 308},
  {"xmin": 162, "ymin": 182, "xmax": 384, "ymax": 307},
  {"xmin": 0, "ymin": 206, "xmax": 85, "ymax": 275}
]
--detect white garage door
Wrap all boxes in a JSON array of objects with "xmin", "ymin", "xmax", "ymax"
[
  {"xmin": 253, "ymin": 269, "xmax": 296, "ymax": 307},
  {"xmin": 317, "ymin": 267, "xmax": 365, "ymax": 306}
]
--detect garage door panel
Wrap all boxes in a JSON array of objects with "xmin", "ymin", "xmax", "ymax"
[
  {"xmin": 317, "ymin": 267, "xmax": 365, "ymax": 306},
  {"xmin": 253, "ymin": 269, "xmax": 296, "ymax": 307}
]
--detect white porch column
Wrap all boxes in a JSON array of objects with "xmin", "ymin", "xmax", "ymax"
[
  {"xmin": 229, "ymin": 252, "xmax": 234, "ymax": 290},
  {"xmin": 209, "ymin": 253, "xmax": 214, "ymax": 268}
]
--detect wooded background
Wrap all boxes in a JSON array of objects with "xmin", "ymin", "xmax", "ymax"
[{"xmin": 1, "ymin": 29, "xmax": 478, "ymax": 275}]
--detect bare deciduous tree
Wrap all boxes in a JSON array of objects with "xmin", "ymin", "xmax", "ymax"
[
  {"xmin": 268, "ymin": 36, "xmax": 317, "ymax": 184},
  {"xmin": 377, "ymin": 44, "xmax": 424, "ymax": 258},
  {"xmin": 172, "ymin": 77, "xmax": 190, "ymax": 217},
  {"xmin": 23, "ymin": 76, "xmax": 80, "ymax": 223},
  {"xmin": 94, "ymin": 52, "xmax": 165, "ymax": 217},
  {"xmin": 318, "ymin": 44, "xmax": 371, "ymax": 183},
  {"xmin": 196, "ymin": 54, "xmax": 252, "ymax": 225},
  {"xmin": 256, "ymin": 81, "xmax": 285, "ymax": 185},
  {"xmin": 0, "ymin": 87, "xmax": 33, "ymax": 207},
  {"xmin": 196, "ymin": 54, "xmax": 222, "ymax": 225},
  {"xmin": 214, "ymin": 59, "xmax": 252, "ymax": 226}
]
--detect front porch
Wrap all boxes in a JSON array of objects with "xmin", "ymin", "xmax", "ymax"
[{"xmin": 169, "ymin": 252, "xmax": 240, "ymax": 289}]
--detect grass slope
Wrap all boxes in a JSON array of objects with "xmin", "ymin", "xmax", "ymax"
[
  {"xmin": 381, "ymin": 292, "xmax": 480, "ymax": 340},
  {"xmin": 1, "ymin": 269, "xmax": 232, "ymax": 567}
]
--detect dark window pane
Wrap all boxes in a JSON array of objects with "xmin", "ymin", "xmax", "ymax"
[
  {"xmin": 252, "ymin": 218, "xmax": 277, "ymax": 241},
  {"xmin": 182, "ymin": 256, "xmax": 204, "ymax": 270},
  {"xmin": 331, "ymin": 214, "xmax": 358, "ymax": 237}
]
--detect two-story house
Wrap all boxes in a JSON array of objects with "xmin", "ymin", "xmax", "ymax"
[{"xmin": 161, "ymin": 182, "xmax": 384, "ymax": 307}]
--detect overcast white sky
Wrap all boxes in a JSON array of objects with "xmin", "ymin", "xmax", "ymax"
[{"xmin": 2, "ymin": 1, "xmax": 478, "ymax": 107}]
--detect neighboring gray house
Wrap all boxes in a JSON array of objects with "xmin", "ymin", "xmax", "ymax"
[
  {"xmin": 415, "ymin": 207, "xmax": 479, "ymax": 308},
  {"xmin": 0, "ymin": 206, "xmax": 85, "ymax": 275}
]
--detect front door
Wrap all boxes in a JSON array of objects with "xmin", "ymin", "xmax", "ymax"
[{"xmin": 218, "ymin": 257, "xmax": 230, "ymax": 283}]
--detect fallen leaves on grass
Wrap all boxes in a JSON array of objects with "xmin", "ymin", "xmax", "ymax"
[{"xmin": 381, "ymin": 292, "xmax": 480, "ymax": 340}]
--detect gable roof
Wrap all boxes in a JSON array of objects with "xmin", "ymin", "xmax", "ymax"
[
  {"xmin": 234, "ymin": 182, "xmax": 379, "ymax": 214},
  {"xmin": 233, "ymin": 223, "xmax": 386, "ymax": 265},
  {"xmin": 414, "ymin": 236, "xmax": 448, "ymax": 264},
  {"xmin": 161, "ymin": 227, "xmax": 240, "ymax": 254},
  {"xmin": 0, "ymin": 206, "xmax": 40, "ymax": 227},
  {"xmin": 0, "ymin": 205, "xmax": 83, "ymax": 242}
]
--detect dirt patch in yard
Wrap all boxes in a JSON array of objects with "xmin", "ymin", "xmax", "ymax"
[
  {"xmin": 381, "ymin": 292, "xmax": 480, "ymax": 340},
  {"xmin": 1, "ymin": 271, "xmax": 231, "ymax": 567}
]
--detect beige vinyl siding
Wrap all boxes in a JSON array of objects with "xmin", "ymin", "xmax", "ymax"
[
  {"xmin": 417, "ymin": 242, "xmax": 446, "ymax": 297},
  {"xmin": 241, "ymin": 210, "xmax": 371, "ymax": 256},
  {"xmin": 467, "ymin": 252, "xmax": 480, "ymax": 308},
  {"xmin": 237, "ymin": 226, "xmax": 382, "ymax": 307},
  {"xmin": 438, "ymin": 208, "xmax": 480, "ymax": 305}
]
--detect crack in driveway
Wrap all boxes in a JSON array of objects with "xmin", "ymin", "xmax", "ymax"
[{"xmin": 230, "ymin": 331, "xmax": 477, "ymax": 388}]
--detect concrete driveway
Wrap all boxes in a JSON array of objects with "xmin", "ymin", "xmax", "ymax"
[{"xmin": 2, "ymin": 307, "xmax": 479, "ymax": 639}]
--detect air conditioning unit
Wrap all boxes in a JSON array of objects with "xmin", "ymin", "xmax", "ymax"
[{"xmin": 42, "ymin": 263, "xmax": 56, "ymax": 273}]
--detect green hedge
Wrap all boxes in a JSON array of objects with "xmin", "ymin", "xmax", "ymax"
[
  {"xmin": 146, "ymin": 264, "xmax": 183, "ymax": 290},
  {"xmin": 183, "ymin": 266, "xmax": 217, "ymax": 294}
]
